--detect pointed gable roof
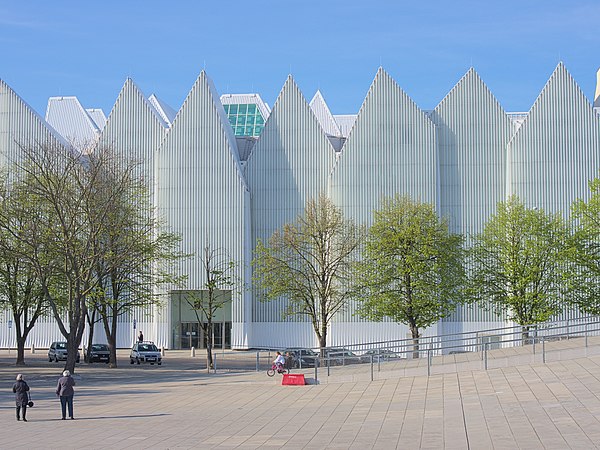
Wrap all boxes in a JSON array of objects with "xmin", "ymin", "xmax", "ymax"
[
  {"xmin": 507, "ymin": 62, "xmax": 600, "ymax": 211},
  {"xmin": 100, "ymin": 78, "xmax": 168, "ymax": 165},
  {"xmin": 430, "ymin": 68, "xmax": 513, "ymax": 235},
  {"xmin": 0, "ymin": 79, "xmax": 66, "ymax": 166},
  {"xmin": 309, "ymin": 90, "xmax": 341, "ymax": 137},
  {"xmin": 164, "ymin": 70, "xmax": 246, "ymax": 186},
  {"xmin": 245, "ymin": 75, "xmax": 336, "ymax": 215},
  {"xmin": 330, "ymin": 68, "xmax": 438, "ymax": 223}
]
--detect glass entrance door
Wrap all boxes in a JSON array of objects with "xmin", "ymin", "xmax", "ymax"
[{"xmin": 181, "ymin": 322, "xmax": 200, "ymax": 349}]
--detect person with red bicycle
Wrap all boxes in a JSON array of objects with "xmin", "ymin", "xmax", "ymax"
[{"xmin": 273, "ymin": 351, "xmax": 286, "ymax": 372}]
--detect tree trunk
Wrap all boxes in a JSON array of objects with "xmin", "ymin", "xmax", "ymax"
[
  {"xmin": 16, "ymin": 335, "xmax": 26, "ymax": 366},
  {"xmin": 410, "ymin": 325, "xmax": 420, "ymax": 359},
  {"xmin": 206, "ymin": 321, "xmax": 213, "ymax": 373},
  {"xmin": 85, "ymin": 310, "xmax": 96, "ymax": 363},
  {"xmin": 521, "ymin": 325, "xmax": 531, "ymax": 345},
  {"xmin": 101, "ymin": 307, "xmax": 119, "ymax": 368},
  {"xmin": 14, "ymin": 314, "xmax": 25, "ymax": 365}
]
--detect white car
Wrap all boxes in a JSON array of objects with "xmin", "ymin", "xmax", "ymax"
[{"xmin": 130, "ymin": 341, "xmax": 162, "ymax": 365}]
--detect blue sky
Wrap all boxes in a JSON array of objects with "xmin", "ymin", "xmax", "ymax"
[{"xmin": 0, "ymin": 1, "xmax": 598, "ymax": 117}]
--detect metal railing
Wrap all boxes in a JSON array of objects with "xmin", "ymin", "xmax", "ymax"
[{"xmin": 251, "ymin": 316, "xmax": 600, "ymax": 382}]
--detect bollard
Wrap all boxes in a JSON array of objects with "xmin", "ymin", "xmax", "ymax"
[
  {"xmin": 191, "ymin": 346, "xmax": 195, "ymax": 357},
  {"xmin": 327, "ymin": 356, "xmax": 330, "ymax": 377},
  {"xmin": 31, "ymin": 344, "xmax": 35, "ymax": 354},
  {"xmin": 370, "ymin": 355, "xmax": 374, "ymax": 381},
  {"xmin": 314, "ymin": 362, "xmax": 318, "ymax": 384},
  {"xmin": 161, "ymin": 346, "xmax": 165, "ymax": 356},
  {"xmin": 213, "ymin": 354, "xmax": 217, "ymax": 373},
  {"xmin": 484, "ymin": 342, "xmax": 488, "ymax": 370},
  {"xmin": 542, "ymin": 337, "xmax": 547, "ymax": 362},
  {"xmin": 427, "ymin": 349, "xmax": 431, "ymax": 377},
  {"xmin": 256, "ymin": 351, "xmax": 260, "ymax": 372}
]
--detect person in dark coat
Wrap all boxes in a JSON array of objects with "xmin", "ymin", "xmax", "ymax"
[
  {"xmin": 56, "ymin": 369, "xmax": 76, "ymax": 420},
  {"xmin": 12, "ymin": 374, "xmax": 30, "ymax": 422},
  {"xmin": 138, "ymin": 331, "xmax": 144, "ymax": 343}
]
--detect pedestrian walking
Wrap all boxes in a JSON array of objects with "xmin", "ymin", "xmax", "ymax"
[
  {"xmin": 138, "ymin": 330, "xmax": 144, "ymax": 343},
  {"xmin": 12, "ymin": 374, "xmax": 30, "ymax": 422},
  {"xmin": 56, "ymin": 369, "xmax": 76, "ymax": 420}
]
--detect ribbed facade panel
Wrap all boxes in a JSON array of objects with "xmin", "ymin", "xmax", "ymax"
[
  {"xmin": 329, "ymin": 68, "xmax": 438, "ymax": 325},
  {"xmin": 430, "ymin": 69, "xmax": 513, "ymax": 325},
  {"xmin": 96, "ymin": 78, "xmax": 169, "ymax": 348},
  {"xmin": 156, "ymin": 71, "xmax": 251, "ymax": 348},
  {"xmin": 245, "ymin": 76, "xmax": 337, "ymax": 322},
  {"xmin": 45, "ymin": 96, "xmax": 99, "ymax": 151},
  {"xmin": 507, "ymin": 63, "xmax": 600, "ymax": 324}
]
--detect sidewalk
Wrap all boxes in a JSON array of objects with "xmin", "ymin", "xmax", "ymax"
[{"xmin": 1, "ymin": 347, "xmax": 600, "ymax": 448}]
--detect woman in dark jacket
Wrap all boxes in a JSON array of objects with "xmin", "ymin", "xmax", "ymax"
[
  {"xmin": 12, "ymin": 374, "xmax": 30, "ymax": 422},
  {"xmin": 56, "ymin": 369, "xmax": 76, "ymax": 420}
]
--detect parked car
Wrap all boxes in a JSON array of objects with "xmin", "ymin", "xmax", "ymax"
[
  {"xmin": 48, "ymin": 341, "xmax": 80, "ymax": 363},
  {"xmin": 326, "ymin": 348, "xmax": 360, "ymax": 366},
  {"xmin": 85, "ymin": 343, "xmax": 110, "ymax": 363},
  {"xmin": 360, "ymin": 349, "xmax": 401, "ymax": 363},
  {"xmin": 284, "ymin": 348, "xmax": 320, "ymax": 368},
  {"xmin": 130, "ymin": 341, "xmax": 162, "ymax": 365}
]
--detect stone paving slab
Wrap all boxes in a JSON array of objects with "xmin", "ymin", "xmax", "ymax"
[{"xmin": 0, "ymin": 347, "xmax": 599, "ymax": 449}]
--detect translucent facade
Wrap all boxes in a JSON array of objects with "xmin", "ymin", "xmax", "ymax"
[{"xmin": 0, "ymin": 63, "xmax": 598, "ymax": 350}]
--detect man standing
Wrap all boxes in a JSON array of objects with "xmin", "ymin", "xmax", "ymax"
[{"xmin": 138, "ymin": 331, "xmax": 144, "ymax": 343}]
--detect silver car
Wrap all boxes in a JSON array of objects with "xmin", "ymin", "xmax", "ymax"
[
  {"xmin": 130, "ymin": 341, "xmax": 162, "ymax": 365},
  {"xmin": 48, "ymin": 341, "xmax": 80, "ymax": 363}
]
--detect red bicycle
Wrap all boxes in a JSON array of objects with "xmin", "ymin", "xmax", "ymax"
[{"xmin": 266, "ymin": 363, "xmax": 289, "ymax": 377}]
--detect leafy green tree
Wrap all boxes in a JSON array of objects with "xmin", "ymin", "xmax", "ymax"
[
  {"xmin": 469, "ymin": 195, "xmax": 569, "ymax": 339},
  {"xmin": 253, "ymin": 194, "xmax": 364, "ymax": 351},
  {"xmin": 565, "ymin": 177, "xmax": 600, "ymax": 314},
  {"xmin": 354, "ymin": 195, "xmax": 465, "ymax": 357},
  {"xmin": 183, "ymin": 245, "xmax": 238, "ymax": 372}
]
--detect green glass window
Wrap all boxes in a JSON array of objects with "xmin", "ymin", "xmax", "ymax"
[{"xmin": 222, "ymin": 103, "xmax": 266, "ymax": 137}]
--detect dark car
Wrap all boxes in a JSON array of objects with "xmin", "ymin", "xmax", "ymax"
[
  {"xmin": 284, "ymin": 348, "xmax": 320, "ymax": 368},
  {"xmin": 360, "ymin": 349, "xmax": 401, "ymax": 363},
  {"xmin": 326, "ymin": 348, "xmax": 360, "ymax": 366},
  {"xmin": 48, "ymin": 341, "xmax": 80, "ymax": 363},
  {"xmin": 85, "ymin": 344, "xmax": 110, "ymax": 363}
]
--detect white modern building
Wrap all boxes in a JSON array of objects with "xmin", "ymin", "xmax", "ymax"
[{"xmin": 0, "ymin": 63, "xmax": 598, "ymax": 350}]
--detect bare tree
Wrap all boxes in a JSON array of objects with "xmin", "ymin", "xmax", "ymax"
[
  {"xmin": 0, "ymin": 174, "xmax": 49, "ymax": 364},
  {"xmin": 253, "ymin": 193, "xmax": 364, "ymax": 351},
  {"xmin": 183, "ymin": 245, "xmax": 238, "ymax": 372},
  {"xmin": 11, "ymin": 142, "xmax": 142, "ymax": 372},
  {"xmin": 85, "ymin": 146, "xmax": 184, "ymax": 367}
]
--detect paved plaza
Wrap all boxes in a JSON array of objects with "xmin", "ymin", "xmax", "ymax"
[{"xmin": 1, "ymin": 345, "xmax": 600, "ymax": 449}]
